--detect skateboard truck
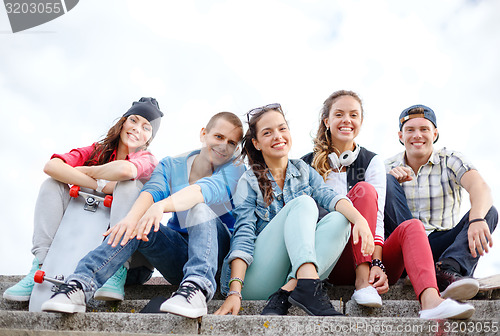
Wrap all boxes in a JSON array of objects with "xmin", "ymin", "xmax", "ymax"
[
  {"xmin": 69, "ymin": 185, "xmax": 113, "ymax": 212},
  {"xmin": 34, "ymin": 270, "xmax": 67, "ymax": 292}
]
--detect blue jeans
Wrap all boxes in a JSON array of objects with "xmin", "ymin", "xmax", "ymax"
[
  {"xmin": 68, "ymin": 203, "xmax": 230, "ymax": 302},
  {"xmin": 384, "ymin": 174, "xmax": 498, "ymax": 275}
]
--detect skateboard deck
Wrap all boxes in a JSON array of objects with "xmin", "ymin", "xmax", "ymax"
[
  {"xmin": 29, "ymin": 186, "xmax": 112, "ymax": 312},
  {"xmin": 478, "ymin": 274, "xmax": 500, "ymax": 291}
]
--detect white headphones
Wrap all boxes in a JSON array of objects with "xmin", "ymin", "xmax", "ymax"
[{"xmin": 328, "ymin": 143, "xmax": 360, "ymax": 169}]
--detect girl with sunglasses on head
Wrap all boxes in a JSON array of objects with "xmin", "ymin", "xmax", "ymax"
[
  {"xmin": 302, "ymin": 90, "xmax": 475, "ymax": 319},
  {"xmin": 215, "ymin": 103, "xmax": 374, "ymax": 316},
  {"xmin": 3, "ymin": 97, "xmax": 163, "ymax": 303}
]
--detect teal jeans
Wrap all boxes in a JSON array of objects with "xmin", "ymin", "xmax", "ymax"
[{"xmin": 241, "ymin": 195, "xmax": 351, "ymax": 300}]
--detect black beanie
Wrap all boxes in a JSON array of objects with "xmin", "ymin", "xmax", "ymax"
[{"xmin": 123, "ymin": 97, "xmax": 164, "ymax": 138}]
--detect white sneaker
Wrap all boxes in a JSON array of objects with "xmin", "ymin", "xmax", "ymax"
[
  {"xmin": 41, "ymin": 281, "xmax": 86, "ymax": 313},
  {"xmin": 351, "ymin": 286, "xmax": 383, "ymax": 308},
  {"xmin": 440, "ymin": 278, "xmax": 479, "ymax": 301},
  {"xmin": 160, "ymin": 282, "xmax": 207, "ymax": 318},
  {"xmin": 419, "ymin": 298, "xmax": 475, "ymax": 319}
]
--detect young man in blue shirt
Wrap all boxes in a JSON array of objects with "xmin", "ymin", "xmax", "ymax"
[{"xmin": 41, "ymin": 112, "xmax": 245, "ymax": 318}]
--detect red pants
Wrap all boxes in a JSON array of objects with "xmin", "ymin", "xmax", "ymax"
[
  {"xmin": 383, "ymin": 219, "xmax": 438, "ymax": 299},
  {"xmin": 328, "ymin": 182, "xmax": 438, "ymax": 299},
  {"xmin": 329, "ymin": 182, "xmax": 377, "ymax": 284}
]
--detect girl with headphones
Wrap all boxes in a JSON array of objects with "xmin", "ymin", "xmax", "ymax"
[{"xmin": 302, "ymin": 90, "xmax": 474, "ymax": 319}]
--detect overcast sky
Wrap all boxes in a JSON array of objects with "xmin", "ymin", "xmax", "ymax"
[{"xmin": 1, "ymin": 0, "xmax": 499, "ymax": 278}]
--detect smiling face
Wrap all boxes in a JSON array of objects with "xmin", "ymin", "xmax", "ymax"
[
  {"xmin": 119, "ymin": 115, "xmax": 152, "ymax": 152},
  {"xmin": 399, "ymin": 117, "xmax": 438, "ymax": 161},
  {"xmin": 324, "ymin": 95, "xmax": 363, "ymax": 148},
  {"xmin": 200, "ymin": 118, "xmax": 242, "ymax": 167},
  {"xmin": 252, "ymin": 110, "xmax": 291, "ymax": 163}
]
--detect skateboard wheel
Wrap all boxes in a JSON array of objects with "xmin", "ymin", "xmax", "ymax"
[
  {"xmin": 69, "ymin": 185, "xmax": 80, "ymax": 198},
  {"xmin": 34, "ymin": 270, "xmax": 45, "ymax": 283},
  {"xmin": 103, "ymin": 195, "xmax": 113, "ymax": 208}
]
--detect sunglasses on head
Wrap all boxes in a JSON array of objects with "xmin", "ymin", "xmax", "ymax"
[{"xmin": 246, "ymin": 103, "xmax": 282, "ymax": 122}]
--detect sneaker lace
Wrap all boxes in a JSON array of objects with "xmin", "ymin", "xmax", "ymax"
[
  {"xmin": 54, "ymin": 282, "xmax": 81, "ymax": 298},
  {"xmin": 173, "ymin": 284, "xmax": 199, "ymax": 302},
  {"xmin": 313, "ymin": 280, "xmax": 332, "ymax": 307}
]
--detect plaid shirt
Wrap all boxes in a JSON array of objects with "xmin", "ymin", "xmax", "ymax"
[{"xmin": 385, "ymin": 148, "xmax": 475, "ymax": 233}]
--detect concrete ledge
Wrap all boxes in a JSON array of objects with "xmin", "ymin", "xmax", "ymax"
[
  {"xmin": 199, "ymin": 315, "xmax": 500, "ymax": 336},
  {"xmin": 3, "ymin": 295, "xmax": 498, "ymax": 319},
  {"xmin": 0, "ymin": 311, "xmax": 198, "ymax": 335},
  {"xmin": 0, "ymin": 329, "xmax": 197, "ymax": 336},
  {"xmin": 87, "ymin": 298, "xmax": 343, "ymax": 315},
  {"xmin": 3, "ymin": 275, "xmax": 498, "ymax": 302},
  {"xmin": 2, "ymin": 310, "xmax": 499, "ymax": 336},
  {"xmin": 346, "ymin": 299, "xmax": 500, "ymax": 319}
]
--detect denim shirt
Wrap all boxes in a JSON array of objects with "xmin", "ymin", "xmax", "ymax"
[
  {"xmin": 220, "ymin": 159, "xmax": 348, "ymax": 294},
  {"xmin": 142, "ymin": 150, "xmax": 246, "ymax": 233}
]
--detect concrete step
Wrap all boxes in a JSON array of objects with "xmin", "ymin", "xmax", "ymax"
[
  {"xmin": 2, "ymin": 275, "xmax": 500, "ymax": 336},
  {"xmin": 1, "ymin": 310, "xmax": 499, "ymax": 336},
  {"xmin": 84, "ymin": 299, "xmax": 500, "ymax": 319},
  {"xmin": 2, "ymin": 295, "xmax": 498, "ymax": 319},
  {"xmin": 0, "ymin": 311, "xmax": 198, "ymax": 335},
  {"xmin": 0, "ymin": 330, "xmax": 197, "ymax": 336},
  {"xmin": 3, "ymin": 275, "xmax": 498, "ymax": 302},
  {"xmin": 0, "ymin": 276, "xmax": 442, "ymax": 303}
]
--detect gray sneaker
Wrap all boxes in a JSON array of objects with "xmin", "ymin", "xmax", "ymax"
[
  {"xmin": 41, "ymin": 281, "xmax": 86, "ymax": 313},
  {"xmin": 160, "ymin": 282, "xmax": 207, "ymax": 318}
]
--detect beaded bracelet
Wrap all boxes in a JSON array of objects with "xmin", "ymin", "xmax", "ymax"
[
  {"xmin": 370, "ymin": 259, "xmax": 386, "ymax": 273},
  {"xmin": 227, "ymin": 290, "xmax": 242, "ymax": 300},
  {"xmin": 229, "ymin": 277, "xmax": 244, "ymax": 288},
  {"xmin": 469, "ymin": 218, "xmax": 486, "ymax": 225}
]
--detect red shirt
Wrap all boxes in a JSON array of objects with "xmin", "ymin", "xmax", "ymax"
[{"xmin": 51, "ymin": 143, "xmax": 158, "ymax": 180}]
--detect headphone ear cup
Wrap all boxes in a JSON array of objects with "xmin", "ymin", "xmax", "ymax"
[
  {"xmin": 328, "ymin": 152, "xmax": 341, "ymax": 169},
  {"xmin": 339, "ymin": 151, "xmax": 354, "ymax": 167},
  {"xmin": 338, "ymin": 144, "xmax": 360, "ymax": 167}
]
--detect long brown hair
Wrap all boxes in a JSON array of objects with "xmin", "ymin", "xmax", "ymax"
[
  {"xmin": 311, "ymin": 90, "xmax": 363, "ymax": 181},
  {"xmin": 242, "ymin": 105, "xmax": 287, "ymax": 206},
  {"xmin": 83, "ymin": 116, "xmax": 150, "ymax": 166}
]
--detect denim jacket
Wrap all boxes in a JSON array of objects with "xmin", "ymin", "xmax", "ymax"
[{"xmin": 220, "ymin": 159, "xmax": 348, "ymax": 294}]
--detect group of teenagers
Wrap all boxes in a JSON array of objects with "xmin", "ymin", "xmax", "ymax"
[{"xmin": 4, "ymin": 91, "xmax": 498, "ymax": 320}]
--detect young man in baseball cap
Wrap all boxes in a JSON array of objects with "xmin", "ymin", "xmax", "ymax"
[{"xmin": 384, "ymin": 104, "xmax": 497, "ymax": 301}]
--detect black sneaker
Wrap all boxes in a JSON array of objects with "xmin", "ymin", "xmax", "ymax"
[
  {"xmin": 436, "ymin": 260, "xmax": 479, "ymax": 301},
  {"xmin": 288, "ymin": 279, "xmax": 343, "ymax": 316},
  {"xmin": 261, "ymin": 288, "xmax": 292, "ymax": 315}
]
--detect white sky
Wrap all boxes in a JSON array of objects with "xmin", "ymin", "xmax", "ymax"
[{"xmin": 1, "ymin": 0, "xmax": 499, "ymax": 278}]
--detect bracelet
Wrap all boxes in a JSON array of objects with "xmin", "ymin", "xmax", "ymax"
[
  {"xmin": 227, "ymin": 290, "xmax": 242, "ymax": 300},
  {"xmin": 370, "ymin": 259, "xmax": 386, "ymax": 273},
  {"xmin": 229, "ymin": 277, "xmax": 244, "ymax": 288},
  {"xmin": 96, "ymin": 179, "xmax": 107, "ymax": 193},
  {"xmin": 469, "ymin": 218, "xmax": 486, "ymax": 225}
]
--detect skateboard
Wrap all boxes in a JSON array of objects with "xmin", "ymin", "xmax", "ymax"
[
  {"xmin": 28, "ymin": 186, "xmax": 113, "ymax": 312},
  {"xmin": 478, "ymin": 274, "xmax": 500, "ymax": 291}
]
